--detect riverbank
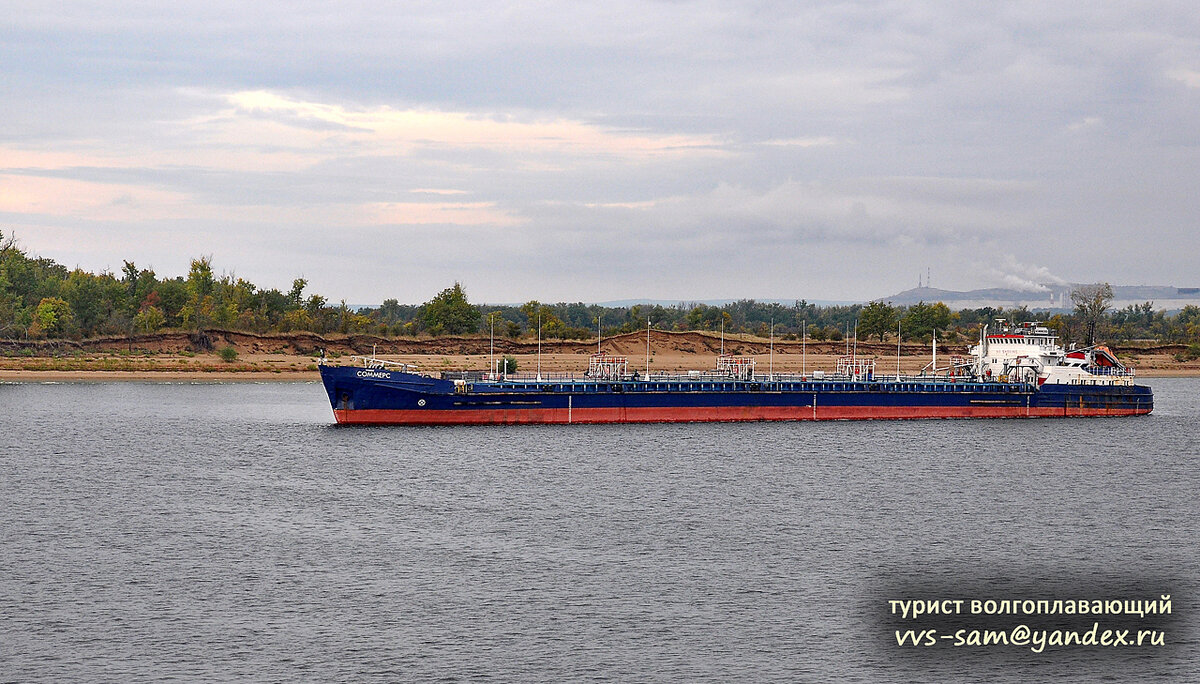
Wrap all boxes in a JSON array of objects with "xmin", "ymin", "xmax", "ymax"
[
  {"xmin": 3, "ymin": 368, "xmax": 1195, "ymax": 383},
  {"xmin": 1, "ymin": 328, "xmax": 1197, "ymax": 381}
]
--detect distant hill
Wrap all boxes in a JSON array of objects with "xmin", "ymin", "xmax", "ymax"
[
  {"xmin": 879, "ymin": 285, "xmax": 1200, "ymax": 311},
  {"xmin": 588, "ymin": 298, "xmax": 857, "ymax": 308},
  {"xmin": 353, "ymin": 288, "xmax": 1200, "ymax": 313}
]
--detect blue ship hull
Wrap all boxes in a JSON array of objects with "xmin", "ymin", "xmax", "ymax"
[{"xmin": 318, "ymin": 365, "xmax": 1153, "ymax": 425}]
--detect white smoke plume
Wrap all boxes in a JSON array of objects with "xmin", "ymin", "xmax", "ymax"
[{"xmin": 984, "ymin": 256, "xmax": 1068, "ymax": 292}]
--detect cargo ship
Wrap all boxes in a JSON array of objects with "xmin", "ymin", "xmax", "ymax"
[{"xmin": 317, "ymin": 321, "xmax": 1152, "ymax": 424}]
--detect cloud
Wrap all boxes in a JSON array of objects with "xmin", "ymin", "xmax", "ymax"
[
  {"xmin": 410, "ymin": 188, "xmax": 468, "ymax": 196},
  {"xmin": 758, "ymin": 137, "xmax": 840, "ymax": 147},
  {"xmin": 1166, "ymin": 68, "xmax": 1200, "ymax": 88},
  {"xmin": 206, "ymin": 90, "xmax": 727, "ymax": 161},
  {"xmin": 1067, "ymin": 116, "xmax": 1103, "ymax": 132},
  {"xmin": 361, "ymin": 201, "xmax": 523, "ymax": 227},
  {"xmin": 1, "ymin": 2, "xmax": 1198, "ymax": 303}
]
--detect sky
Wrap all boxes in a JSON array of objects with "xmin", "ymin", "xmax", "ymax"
[{"xmin": 2, "ymin": 1, "xmax": 1199, "ymax": 305}]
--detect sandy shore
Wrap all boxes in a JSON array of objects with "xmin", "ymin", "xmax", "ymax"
[
  {"xmin": 3, "ymin": 330, "xmax": 1197, "ymax": 381},
  {"xmin": 1, "ymin": 349, "xmax": 1195, "ymax": 382}
]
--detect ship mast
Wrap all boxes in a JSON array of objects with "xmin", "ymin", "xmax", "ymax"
[
  {"xmin": 852, "ymin": 319, "xmax": 858, "ymax": 361},
  {"xmin": 645, "ymin": 318, "xmax": 651, "ymax": 378},
  {"xmin": 769, "ymin": 319, "xmax": 774, "ymax": 380}
]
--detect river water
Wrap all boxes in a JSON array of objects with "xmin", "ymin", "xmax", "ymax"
[{"xmin": 2, "ymin": 378, "xmax": 1197, "ymax": 682}]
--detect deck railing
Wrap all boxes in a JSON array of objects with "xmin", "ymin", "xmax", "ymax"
[
  {"xmin": 350, "ymin": 355, "xmax": 418, "ymax": 372},
  {"xmin": 1085, "ymin": 366, "xmax": 1136, "ymax": 377}
]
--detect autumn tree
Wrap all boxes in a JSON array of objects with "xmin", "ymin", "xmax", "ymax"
[
  {"xmin": 1070, "ymin": 282, "xmax": 1114, "ymax": 345},
  {"xmin": 183, "ymin": 256, "xmax": 216, "ymax": 329},
  {"xmin": 521, "ymin": 300, "xmax": 564, "ymax": 337},
  {"xmin": 31, "ymin": 297, "xmax": 74, "ymax": 338},
  {"xmin": 134, "ymin": 305, "xmax": 166, "ymax": 333}
]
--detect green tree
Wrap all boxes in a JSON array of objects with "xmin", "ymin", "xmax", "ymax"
[
  {"xmin": 60, "ymin": 269, "xmax": 110, "ymax": 336},
  {"xmin": 422, "ymin": 282, "xmax": 479, "ymax": 335},
  {"xmin": 121, "ymin": 261, "xmax": 158, "ymax": 317},
  {"xmin": 0, "ymin": 253, "xmax": 18, "ymax": 334},
  {"xmin": 1070, "ymin": 282, "xmax": 1114, "ymax": 345},
  {"xmin": 1177, "ymin": 305, "xmax": 1200, "ymax": 342},
  {"xmin": 288, "ymin": 278, "xmax": 307, "ymax": 307},
  {"xmin": 858, "ymin": 300, "xmax": 898, "ymax": 341},
  {"xmin": 901, "ymin": 302, "xmax": 953, "ymax": 341},
  {"xmin": 380, "ymin": 298, "xmax": 404, "ymax": 324},
  {"xmin": 185, "ymin": 256, "xmax": 215, "ymax": 329},
  {"xmin": 686, "ymin": 304, "xmax": 726, "ymax": 330},
  {"xmin": 122, "ymin": 260, "xmax": 140, "ymax": 313},
  {"xmin": 153, "ymin": 278, "xmax": 189, "ymax": 327}
]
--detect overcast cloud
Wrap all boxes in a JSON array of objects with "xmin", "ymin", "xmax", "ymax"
[{"xmin": 2, "ymin": 1, "xmax": 1198, "ymax": 304}]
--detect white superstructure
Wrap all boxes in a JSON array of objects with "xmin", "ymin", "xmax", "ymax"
[{"xmin": 970, "ymin": 320, "xmax": 1135, "ymax": 386}]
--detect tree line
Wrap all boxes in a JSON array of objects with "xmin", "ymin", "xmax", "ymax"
[{"xmin": 3, "ymin": 232, "xmax": 1198, "ymax": 346}]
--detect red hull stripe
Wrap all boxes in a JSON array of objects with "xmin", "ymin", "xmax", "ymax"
[{"xmin": 333, "ymin": 405, "xmax": 1150, "ymax": 425}]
